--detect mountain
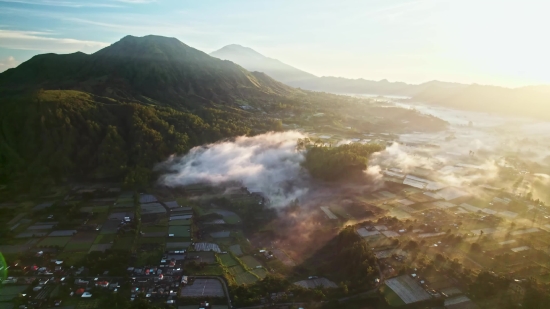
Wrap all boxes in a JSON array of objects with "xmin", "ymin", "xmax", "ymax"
[
  {"xmin": 211, "ymin": 44, "xmax": 550, "ymax": 120},
  {"xmin": 209, "ymin": 44, "xmax": 470, "ymax": 96},
  {"xmin": 210, "ymin": 44, "xmax": 316, "ymax": 84},
  {"xmin": 0, "ymin": 35, "xmax": 302, "ymax": 190},
  {"xmin": 0, "ymin": 35, "xmax": 446, "ymax": 191},
  {"xmin": 0, "ymin": 35, "xmax": 297, "ymax": 107}
]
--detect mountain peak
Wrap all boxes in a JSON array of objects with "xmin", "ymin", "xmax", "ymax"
[
  {"xmin": 210, "ymin": 44, "xmax": 316, "ymax": 84},
  {"xmin": 211, "ymin": 44, "xmax": 266, "ymax": 59},
  {"xmin": 0, "ymin": 34, "xmax": 296, "ymax": 105}
]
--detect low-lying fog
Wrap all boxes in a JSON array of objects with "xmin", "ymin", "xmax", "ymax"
[{"xmin": 157, "ymin": 97, "xmax": 550, "ymax": 208}]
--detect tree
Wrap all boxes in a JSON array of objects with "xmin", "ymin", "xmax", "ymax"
[
  {"xmin": 302, "ymin": 143, "xmax": 384, "ymax": 180},
  {"xmin": 470, "ymin": 243, "xmax": 481, "ymax": 252}
]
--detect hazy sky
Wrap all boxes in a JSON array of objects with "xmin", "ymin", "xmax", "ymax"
[{"xmin": 0, "ymin": 0, "xmax": 548, "ymax": 87}]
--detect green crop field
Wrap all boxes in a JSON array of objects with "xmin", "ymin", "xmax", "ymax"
[
  {"xmin": 76, "ymin": 299, "xmax": 101, "ymax": 309},
  {"xmin": 228, "ymin": 265, "xmax": 246, "ymax": 276},
  {"xmin": 223, "ymin": 216, "xmax": 240, "ymax": 224},
  {"xmin": 116, "ymin": 197, "xmax": 133, "ymax": 204},
  {"xmin": 112, "ymin": 236, "xmax": 134, "ymax": 251},
  {"xmin": 235, "ymin": 271, "xmax": 258, "ymax": 285},
  {"xmin": 229, "ymin": 244, "xmax": 243, "ymax": 256},
  {"xmin": 329, "ymin": 204, "xmax": 353, "ymax": 220},
  {"xmin": 251, "ymin": 268, "xmax": 268, "ymax": 278},
  {"xmin": 91, "ymin": 206, "xmax": 109, "ymax": 213},
  {"xmin": 169, "ymin": 219, "xmax": 192, "ymax": 226},
  {"xmin": 0, "ymin": 285, "xmax": 28, "ymax": 302},
  {"xmin": 218, "ymin": 254, "xmax": 238, "ymax": 267},
  {"xmin": 64, "ymin": 242, "xmax": 92, "ymax": 252},
  {"xmin": 57, "ymin": 251, "xmax": 88, "ymax": 266},
  {"xmin": 38, "ymin": 236, "xmax": 71, "ymax": 247},
  {"xmin": 240, "ymin": 255, "xmax": 261, "ymax": 269},
  {"xmin": 188, "ymin": 264, "xmax": 223, "ymax": 276},
  {"xmin": 94, "ymin": 234, "xmax": 115, "ymax": 244},
  {"xmin": 168, "ymin": 226, "xmax": 190, "ymax": 237},
  {"xmin": 141, "ymin": 226, "xmax": 168, "ymax": 233},
  {"xmin": 139, "ymin": 237, "xmax": 166, "ymax": 245}
]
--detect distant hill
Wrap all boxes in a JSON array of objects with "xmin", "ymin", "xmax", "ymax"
[
  {"xmin": 210, "ymin": 44, "xmax": 316, "ymax": 84},
  {"xmin": 413, "ymin": 83, "xmax": 550, "ymax": 119},
  {"xmin": 209, "ymin": 44, "xmax": 464, "ymax": 96},
  {"xmin": 211, "ymin": 44, "xmax": 550, "ymax": 120}
]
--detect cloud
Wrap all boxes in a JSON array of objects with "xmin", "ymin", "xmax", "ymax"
[
  {"xmin": 0, "ymin": 56, "xmax": 19, "ymax": 72},
  {"xmin": 157, "ymin": 131, "xmax": 310, "ymax": 207},
  {"xmin": 0, "ymin": 30, "xmax": 108, "ymax": 53},
  {"xmin": 0, "ymin": 0, "xmax": 122, "ymax": 8}
]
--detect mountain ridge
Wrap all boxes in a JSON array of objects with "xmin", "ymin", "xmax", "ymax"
[
  {"xmin": 210, "ymin": 44, "xmax": 316, "ymax": 84},
  {"xmin": 210, "ymin": 44, "xmax": 550, "ymax": 120},
  {"xmin": 0, "ymin": 35, "xmax": 299, "ymax": 108}
]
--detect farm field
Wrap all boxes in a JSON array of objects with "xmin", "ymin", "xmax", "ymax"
[
  {"xmin": 188, "ymin": 264, "xmax": 223, "ymax": 276},
  {"xmin": 112, "ymin": 236, "xmax": 134, "ymax": 250},
  {"xmin": 168, "ymin": 226, "xmax": 190, "ymax": 237},
  {"xmin": 229, "ymin": 244, "xmax": 243, "ymax": 256},
  {"xmin": 94, "ymin": 234, "xmax": 115, "ymax": 244},
  {"xmin": 223, "ymin": 216, "xmax": 240, "ymax": 224},
  {"xmin": 329, "ymin": 204, "xmax": 353, "ymax": 220},
  {"xmin": 142, "ymin": 226, "xmax": 168, "ymax": 233},
  {"xmin": 57, "ymin": 251, "xmax": 88, "ymax": 266},
  {"xmin": 227, "ymin": 265, "xmax": 246, "ymax": 276},
  {"xmin": 92, "ymin": 206, "xmax": 110, "ymax": 212},
  {"xmin": 0, "ymin": 285, "xmax": 28, "ymax": 302},
  {"xmin": 251, "ymin": 268, "xmax": 268, "ymax": 278},
  {"xmin": 64, "ymin": 242, "xmax": 92, "ymax": 252},
  {"xmin": 240, "ymin": 255, "xmax": 261, "ymax": 269},
  {"xmin": 38, "ymin": 236, "xmax": 71, "ymax": 248},
  {"xmin": 218, "ymin": 253, "xmax": 239, "ymax": 267},
  {"xmin": 168, "ymin": 219, "xmax": 192, "ymax": 226},
  {"xmin": 76, "ymin": 299, "xmax": 102, "ymax": 309},
  {"xmin": 235, "ymin": 271, "xmax": 258, "ymax": 285}
]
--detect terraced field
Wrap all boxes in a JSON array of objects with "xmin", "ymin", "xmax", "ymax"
[
  {"xmin": 219, "ymin": 253, "xmax": 239, "ymax": 267},
  {"xmin": 235, "ymin": 271, "xmax": 258, "ymax": 285},
  {"xmin": 251, "ymin": 268, "xmax": 268, "ymax": 278},
  {"xmin": 241, "ymin": 255, "xmax": 261, "ymax": 268}
]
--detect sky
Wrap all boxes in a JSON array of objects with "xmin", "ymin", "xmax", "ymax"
[{"xmin": 0, "ymin": 0, "xmax": 548, "ymax": 88}]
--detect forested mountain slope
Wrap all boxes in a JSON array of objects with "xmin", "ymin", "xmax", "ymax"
[
  {"xmin": 0, "ymin": 35, "xmax": 447, "ymax": 192},
  {"xmin": 0, "ymin": 35, "xmax": 297, "ymax": 190}
]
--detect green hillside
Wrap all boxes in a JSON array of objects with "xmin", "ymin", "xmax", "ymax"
[
  {"xmin": 0, "ymin": 89, "xmax": 281, "ymax": 190},
  {"xmin": 0, "ymin": 35, "xmax": 298, "ymax": 190},
  {"xmin": 0, "ymin": 35, "xmax": 447, "ymax": 192}
]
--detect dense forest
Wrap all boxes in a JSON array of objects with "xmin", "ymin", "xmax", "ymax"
[
  {"xmin": 302, "ymin": 142, "xmax": 384, "ymax": 180},
  {"xmin": 0, "ymin": 90, "xmax": 281, "ymax": 191}
]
